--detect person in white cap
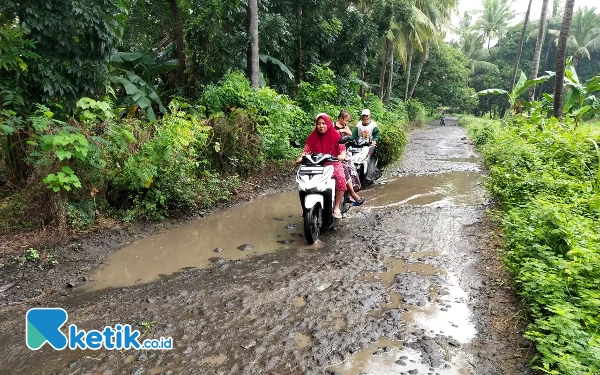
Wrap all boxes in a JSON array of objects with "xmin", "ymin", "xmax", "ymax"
[
  {"xmin": 352, "ymin": 109, "xmax": 381, "ymax": 184},
  {"xmin": 352, "ymin": 109, "xmax": 380, "ymax": 156}
]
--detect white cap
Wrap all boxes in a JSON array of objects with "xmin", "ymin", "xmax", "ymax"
[{"xmin": 361, "ymin": 109, "xmax": 370, "ymax": 116}]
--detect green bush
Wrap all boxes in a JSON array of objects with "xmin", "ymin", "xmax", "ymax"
[
  {"xmin": 111, "ymin": 101, "xmax": 213, "ymax": 218},
  {"xmin": 376, "ymin": 121, "xmax": 407, "ymax": 167},
  {"xmin": 199, "ymin": 71, "xmax": 256, "ymax": 114},
  {"xmin": 66, "ymin": 199, "xmax": 96, "ymax": 229},
  {"xmin": 469, "ymin": 116, "xmax": 600, "ymax": 374},
  {"xmin": 405, "ymin": 99, "xmax": 426, "ymax": 125},
  {"xmin": 256, "ymin": 87, "xmax": 306, "ymax": 159},
  {"xmin": 208, "ymin": 109, "xmax": 265, "ymax": 176}
]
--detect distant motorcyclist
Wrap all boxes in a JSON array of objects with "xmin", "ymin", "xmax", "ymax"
[
  {"xmin": 352, "ymin": 109, "xmax": 380, "ymax": 184},
  {"xmin": 440, "ymin": 111, "xmax": 446, "ymax": 126}
]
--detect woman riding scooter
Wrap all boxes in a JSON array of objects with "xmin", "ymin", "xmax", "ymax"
[{"xmin": 296, "ymin": 113, "xmax": 347, "ymax": 219}]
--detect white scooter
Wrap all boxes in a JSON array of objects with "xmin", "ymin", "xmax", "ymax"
[
  {"xmin": 296, "ymin": 136, "xmax": 351, "ymax": 244},
  {"xmin": 346, "ymin": 138, "xmax": 380, "ymax": 186}
]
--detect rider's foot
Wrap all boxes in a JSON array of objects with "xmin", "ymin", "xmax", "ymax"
[{"xmin": 353, "ymin": 197, "xmax": 365, "ymax": 206}]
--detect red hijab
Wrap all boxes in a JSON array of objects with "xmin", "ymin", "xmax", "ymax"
[{"xmin": 305, "ymin": 113, "xmax": 344, "ymax": 156}]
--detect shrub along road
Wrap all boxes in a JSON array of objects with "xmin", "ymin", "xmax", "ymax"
[{"xmin": 0, "ymin": 118, "xmax": 536, "ymax": 374}]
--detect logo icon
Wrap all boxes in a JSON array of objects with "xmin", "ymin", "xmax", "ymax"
[
  {"xmin": 26, "ymin": 308, "xmax": 173, "ymax": 351},
  {"xmin": 26, "ymin": 308, "xmax": 69, "ymax": 350}
]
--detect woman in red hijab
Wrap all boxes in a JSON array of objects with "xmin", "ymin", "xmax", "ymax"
[{"xmin": 295, "ymin": 113, "xmax": 347, "ymax": 219}]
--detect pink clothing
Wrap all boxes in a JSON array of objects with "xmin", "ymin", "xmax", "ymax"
[
  {"xmin": 328, "ymin": 161, "xmax": 347, "ymax": 191},
  {"xmin": 302, "ymin": 144, "xmax": 347, "ymax": 191},
  {"xmin": 303, "ymin": 113, "xmax": 347, "ymax": 191}
]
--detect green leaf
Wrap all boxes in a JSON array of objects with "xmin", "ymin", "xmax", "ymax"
[
  {"xmin": 61, "ymin": 166, "xmax": 74, "ymax": 174},
  {"xmin": 145, "ymin": 106, "xmax": 157, "ymax": 122},
  {"xmin": 110, "ymin": 52, "xmax": 143, "ymax": 62},
  {"xmin": 136, "ymin": 96, "xmax": 152, "ymax": 109},
  {"xmin": 259, "ymin": 54, "xmax": 294, "ymax": 80},
  {"xmin": 570, "ymin": 105, "xmax": 590, "ymax": 117},
  {"xmin": 109, "ymin": 75, "xmax": 139, "ymax": 95},
  {"xmin": 55, "ymin": 149, "xmax": 72, "ymax": 160},
  {"xmin": 477, "ymin": 88, "xmax": 509, "ymax": 96}
]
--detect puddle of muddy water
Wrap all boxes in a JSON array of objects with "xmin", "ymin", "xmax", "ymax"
[
  {"xmin": 357, "ymin": 258, "xmax": 444, "ymax": 288},
  {"xmin": 362, "ymin": 171, "xmax": 485, "ymax": 210},
  {"xmin": 402, "ymin": 274, "xmax": 477, "ymax": 344},
  {"xmin": 84, "ymin": 191, "xmax": 313, "ymax": 290},
  {"xmin": 328, "ymin": 337, "xmax": 473, "ymax": 375},
  {"xmin": 292, "ymin": 296, "xmax": 306, "ymax": 307},
  {"xmin": 295, "ymin": 332, "xmax": 312, "ymax": 348},
  {"xmin": 148, "ymin": 367, "xmax": 166, "ymax": 375},
  {"xmin": 199, "ymin": 355, "xmax": 228, "ymax": 365},
  {"xmin": 437, "ymin": 157, "xmax": 480, "ymax": 163}
]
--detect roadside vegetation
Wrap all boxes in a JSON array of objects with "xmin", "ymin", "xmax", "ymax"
[
  {"xmin": 463, "ymin": 47, "xmax": 600, "ymax": 375},
  {"xmin": 466, "ymin": 114, "xmax": 600, "ymax": 374},
  {"xmin": 461, "ymin": 1, "xmax": 600, "ymax": 373}
]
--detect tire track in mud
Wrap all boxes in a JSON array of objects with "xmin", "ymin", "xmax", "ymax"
[{"xmin": 0, "ymin": 119, "xmax": 536, "ymax": 375}]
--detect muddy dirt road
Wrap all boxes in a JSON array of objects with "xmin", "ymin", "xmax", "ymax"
[{"xmin": 0, "ymin": 118, "xmax": 536, "ymax": 374}]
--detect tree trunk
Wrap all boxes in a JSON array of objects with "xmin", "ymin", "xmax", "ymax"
[
  {"xmin": 167, "ymin": 0, "xmax": 185, "ymax": 86},
  {"xmin": 359, "ymin": 70, "xmax": 365, "ymax": 97},
  {"xmin": 538, "ymin": 36, "xmax": 554, "ymax": 99},
  {"xmin": 529, "ymin": 0, "xmax": 549, "ymax": 101},
  {"xmin": 386, "ymin": 52, "xmax": 394, "ymax": 105},
  {"xmin": 247, "ymin": 0, "xmax": 259, "ymax": 89},
  {"xmin": 510, "ymin": 0, "xmax": 533, "ymax": 91},
  {"xmin": 378, "ymin": 39, "xmax": 390, "ymax": 100},
  {"xmin": 295, "ymin": 4, "xmax": 303, "ymax": 87},
  {"xmin": 408, "ymin": 42, "xmax": 428, "ymax": 100},
  {"xmin": 553, "ymin": 0, "xmax": 575, "ymax": 118},
  {"xmin": 404, "ymin": 41, "xmax": 413, "ymax": 101},
  {"xmin": 5, "ymin": 132, "xmax": 30, "ymax": 186}
]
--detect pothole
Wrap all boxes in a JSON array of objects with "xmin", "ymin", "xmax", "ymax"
[
  {"xmin": 361, "ymin": 171, "xmax": 486, "ymax": 210},
  {"xmin": 84, "ymin": 191, "xmax": 304, "ymax": 290},
  {"xmin": 294, "ymin": 332, "xmax": 312, "ymax": 349}
]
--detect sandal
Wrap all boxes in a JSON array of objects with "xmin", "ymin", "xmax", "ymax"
[
  {"xmin": 333, "ymin": 209, "xmax": 343, "ymax": 219},
  {"xmin": 353, "ymin": 197, "xmax": 366, "ymax": 206}
]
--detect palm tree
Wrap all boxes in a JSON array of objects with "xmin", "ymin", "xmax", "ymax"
[
  {"xmin": 568, "ymin": 7, "xmax": 600, "ymax": 67},
  {"xmin": 553, "ymin": 0, "xmax": 576, "ymax": 118},
  {"xmin": 248, "ymin": 0, "xmax": 259, "ymax": 89},
  {"xmin": 529, "ymin": 0, "xmax": 550, "ymax": 101},
  {"xmin": 538, "ymin": 0, "xmax": 562, "ymax": 99},
  {"xmin": 510, "ymin": 0, "xmax": 533, "ymax": 91},
  {"xmin": 476, "ymin": 0, "xmax": 514, "ymax": 49},
  {"xmin": 407, "ymin": 0, "xmax": 457, "ymax": 100},
  {"xmin": 401, "ymin": 5, "xmax": 436, "ymax": 101},
  {"xmin": 453, "ymin": 12, "xmax": 499, "ymax": 74}
]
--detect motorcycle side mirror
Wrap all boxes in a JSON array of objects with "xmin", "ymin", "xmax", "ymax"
[{"xmin": 339, "ymin": 135, "xmax": 352, "ymax": 144}]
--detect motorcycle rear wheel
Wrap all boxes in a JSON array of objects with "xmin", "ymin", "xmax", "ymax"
[{"xmin": 303, "ymin": 203, "xmax": 322, "ymax": 244}]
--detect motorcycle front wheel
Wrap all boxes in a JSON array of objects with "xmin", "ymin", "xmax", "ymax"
[{"xmin": 303, "ymin": 203, "xmax": 322, "ymax": 244}]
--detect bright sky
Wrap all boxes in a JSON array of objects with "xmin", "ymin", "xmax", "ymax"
[{"xmin": 449, "ymin": 0, "xmax": 598, "ymax": 42}]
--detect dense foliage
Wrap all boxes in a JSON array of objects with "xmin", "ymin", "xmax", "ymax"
[
  {"xmin": 0, "ymin": 65, "xmax": 412, "ymax": 231},
  {"xmin": 465, "ymin": 115, "xmax": 600, "ymax": 374}
]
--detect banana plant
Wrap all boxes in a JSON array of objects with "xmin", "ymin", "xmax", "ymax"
[
  {"xmin": 477, "ymin": 70, "xmax": 556, "ymax": 119},
  {"xmin": 562, "ymin": 57, "xmax": 600, "ymax": 124},
  {"xmin": 108, "ymin": 52, "xmax": 178, "ymax": 121}
]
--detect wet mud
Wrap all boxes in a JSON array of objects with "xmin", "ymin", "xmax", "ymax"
[{"xmin": 0, "ymin": 117, "xmax": 535, "ymax": 375}]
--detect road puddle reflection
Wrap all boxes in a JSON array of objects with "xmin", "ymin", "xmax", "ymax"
[
  {"xmin": 361, "ymin": 171, "xmax": 485, "ymax": 209},
  {"xmin": 328, "ymin": 337, "xmax": 473, "ymax": 374}
]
